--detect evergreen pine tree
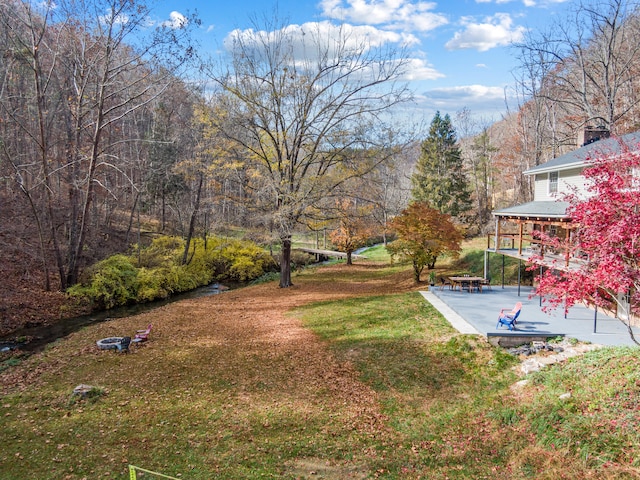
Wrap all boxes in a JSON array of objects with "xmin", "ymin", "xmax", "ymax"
[{"xmin": 411, "ymin": 111, "xmax": 471, "ymax": 218}]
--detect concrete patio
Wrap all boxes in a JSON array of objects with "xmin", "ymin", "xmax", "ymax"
[{"xmin": 421, "ymin": 284, "xmax": 640, "ymax": 347}]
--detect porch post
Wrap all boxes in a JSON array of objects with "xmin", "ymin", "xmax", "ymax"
[
  {"xmin": 483, "ymin": 250, "xmax": 488, "ymax": 280},
  {"xmin": 565, "ymin": 225, "xmax": 570, "ymax": 266},
  {"xmin": 517, "ymin": 258, "xmax": 521, "ymax": 296},
  {"xmin": 539, "ymin": 265, "xmax": 543, "ymax": 306},
  {"xmin": 518, "ymin": 222, "xmax": 524, "ymax": 255}
]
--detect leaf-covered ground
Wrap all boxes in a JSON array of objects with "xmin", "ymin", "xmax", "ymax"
[
  {"xmin": 2, "ymin": 262, "xmax": 639, "ymax": 479},
  {"xmin": 0, "ymin": 263, "xmax": 75, "ymax": 337},
  {"xmin": 0, "ymin": 263, "xmax": 418, "ymax": 478}
]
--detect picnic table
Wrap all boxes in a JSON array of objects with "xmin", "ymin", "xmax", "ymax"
[{"xmin": 448, "ymin": 276, "xmax": 486, "ymax": 293}]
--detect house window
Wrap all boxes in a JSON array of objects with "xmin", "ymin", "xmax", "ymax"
[{"xmin": 549, "ymin": 171, "xmax": 558, "ymax": 194}]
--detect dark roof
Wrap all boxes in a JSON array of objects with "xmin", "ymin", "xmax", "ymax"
[
  {"xmin": 493, "ymin": 201, "xmax": 570, "ymax": 219},
  {"xmin": 525, "ymin": 130, "xmax": 640, "ymax": 175}
]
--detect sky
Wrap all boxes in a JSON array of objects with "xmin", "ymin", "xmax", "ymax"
[{"xmin": 150, "ymin": 0, "xmax": 575, "ymax": 126}]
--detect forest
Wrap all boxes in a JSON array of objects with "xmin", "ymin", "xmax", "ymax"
[{"xmin": 2, "ymin": 0, "xmax": 640, "ymax": 335}]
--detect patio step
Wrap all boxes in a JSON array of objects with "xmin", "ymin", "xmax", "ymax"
[{"xmin": 487, "ymin": 332, "xmax": 565, "ymax": 348}]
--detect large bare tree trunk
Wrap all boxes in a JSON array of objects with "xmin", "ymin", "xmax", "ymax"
[
  {"xmin": 279, "ymin": 236, "xmax": 293, "ymax": 288},
  {"xmin": 182, "ymin": 173, "xmax": 203, "ymax": 265}
]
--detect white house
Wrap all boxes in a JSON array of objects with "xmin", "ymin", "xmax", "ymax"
[{"xmin": 490, "ymin": 129, "xmax": 640, "ymax": 262}]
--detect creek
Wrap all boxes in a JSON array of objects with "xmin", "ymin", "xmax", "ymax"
[{"xmin": 0, "ymin": 282, "xmax": 231, "ymax": 354}]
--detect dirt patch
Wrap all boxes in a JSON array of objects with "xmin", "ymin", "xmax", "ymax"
[{"xmin": 285, "ymin": 457, "xmax": 370, "ymax": 479}]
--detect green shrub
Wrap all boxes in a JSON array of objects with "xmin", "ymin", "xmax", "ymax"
[
  {"xmin": 181, "ymin": 240, "xmax": 219, "ymax": 285},
  {"xmin": 168, "ymin": 264, "xmax": 204, "ymax": 292},
  {"xmin": 223, "ymin": 244, "xmax": 276, "ymax": 281},
  {"xmin": 68, "ymin": 235, "xmax": 277, "ymax": 309},
  {"xmin": 68, "ymin": 254, "xmax": 139, "ymax": 309},
  {"xmin": 136, "ymin": 267, "xmax": 171, "ymax": 302},
  {"xmin": 134, "ymin": 236, "xmax": 184, "ymax": 268}
]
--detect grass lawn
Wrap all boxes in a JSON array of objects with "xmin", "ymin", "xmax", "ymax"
[{"xmin": 1, "ymin": 246, "xmax": 639, "ymax": 479}]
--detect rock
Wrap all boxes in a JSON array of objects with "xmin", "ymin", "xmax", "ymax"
[
  {"xmin": 514, "ymin": 339, "xmax": 603, "ymax": 375},
  {"xmin": 72, "ymin": 384, "xmax": 95, "ymax": 397},
  {"xmin": 520, "ymin": 358, "xmax": 545, "ymax": 374}
]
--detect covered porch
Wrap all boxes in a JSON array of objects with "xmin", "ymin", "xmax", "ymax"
[
  {"xmin": 488, "ymin": 200, "xmax": 578, "ymax": 267},
  {"xmin": 485, "ymin": 200, "xmax": 637, "ymax": 330}
]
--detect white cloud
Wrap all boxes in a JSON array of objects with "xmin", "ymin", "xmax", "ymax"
[
  {"xmin": 319, "ymin": 0, "xmax": 448, "ymax": 32},
  {"xmin": 426, "ymin": 84, "xmax": 506, "ymax": 100},
  {"xmin": 162, "ymin": 11, "xmax": 187, "ymax": 29},
  {"xmin": 99, "ymin": 9, "xmax": 129, "ymax": 26},
  {"xmin": 35, "ymin": 1, "xmax": 58, "ymax": 12},
  {"xmin": 225, "ymin": 20, "xmax": 420, "ymax": 59},
  {"xmin": 415, "ymin": 84, "xmax": 513, "ymax": 118},
  {"xmin": 402, "ymin": 58, "xmax": 444, "ymax": 81},
  {"xmin": 224, "ymin": 21, "xmax": 428, "ymax": 87},
  {"xmin": 445, "ymin": 13, "xmax": 526, "ymax": 51}
]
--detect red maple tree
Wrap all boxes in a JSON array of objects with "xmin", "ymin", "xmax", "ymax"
[
  {"xmin": 386, "ymin": 202, "xmax": 463, "ymax": 282},
  {"xmin": 533, "ymin": 142, "xmax": 640, "ymax": 344}
]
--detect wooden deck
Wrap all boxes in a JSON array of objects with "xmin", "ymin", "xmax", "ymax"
[{"xmin": 489, "ymin": 247, "xmax": 586, "ymax": 272}]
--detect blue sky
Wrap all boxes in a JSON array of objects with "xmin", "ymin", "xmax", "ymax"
[{"xmin": 151, "ymin": 0, "xmax": 574, "ymax": 124}]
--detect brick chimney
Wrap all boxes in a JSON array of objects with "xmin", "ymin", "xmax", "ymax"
[{"xmin": 578, "ymin": 126, "xmax": 610, "ymax": 147}]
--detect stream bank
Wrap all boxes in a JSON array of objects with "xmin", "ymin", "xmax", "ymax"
[{"xmin": 0, "ymin": 282, "xmax": 230, "ymax": 354}]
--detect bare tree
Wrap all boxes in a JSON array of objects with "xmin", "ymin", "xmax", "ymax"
[
  {"xmin": 366, "ymin": 143, "xmax": 415, "ymax": 244},
  {"xmin": 456, "ymin": 109, "xmax": 497, "ymax": 231},
  {"xmin": 0, "ymin": 0, "xmax": 58, "ymax": 290},
  {"xmin": 515, "ymin": 0, "xmax": 640, "ymax": 136},
  {"xmin": 512, "ymin": 29, "xmax": 566, "ymax": 163},
  {"xmin": 0, "ymin": 0, "xmax": 197, "ymax": 289},
  {"xmin": 207, "ymin": 17, "xmax": 412, "ymax": 287}
]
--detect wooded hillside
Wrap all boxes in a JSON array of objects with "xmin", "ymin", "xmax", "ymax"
[
  {"xmin": 3, "ymin": 0, "xmax": 640, "ymax": 333},
  {"xmin": 483, "ymin": 0, "xmax": 640, "ymax": 210}
]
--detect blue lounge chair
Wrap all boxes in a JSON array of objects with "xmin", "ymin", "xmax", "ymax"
[{"xmin": 496, "ymin": 302, "xmax": 522, "ymax": 330}]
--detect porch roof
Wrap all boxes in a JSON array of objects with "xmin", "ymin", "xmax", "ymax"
[{"xmin": 493, "ymin": 201, "xmax": 570, "ymax": 220}]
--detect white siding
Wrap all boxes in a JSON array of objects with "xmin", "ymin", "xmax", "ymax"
[
  {"xmin": 560, "ymin": 167, "xmax": 590, "ymax": 197},
  {"xmin": 533, "ymin": 174, "xmax": 550, "ymax": 201},
  {"xmin": 532, "ymin": 167, "xmax": 589, "ymax": 201}
]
